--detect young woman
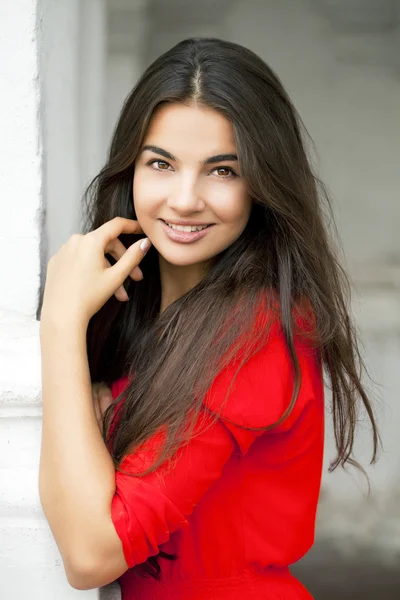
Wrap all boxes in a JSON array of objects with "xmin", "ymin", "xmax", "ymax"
[{"xmin": 39, "ymin": 37, "xmax": 379, "ymax": 599}]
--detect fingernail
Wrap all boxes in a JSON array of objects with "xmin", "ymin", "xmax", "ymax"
[{"xmin": 140, "ymin": 238, "xmax": 152, "ymax": 253}]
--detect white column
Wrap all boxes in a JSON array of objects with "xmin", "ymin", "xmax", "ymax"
[
  {"xmin": 0, "ymin": 0, "xmax": 45, "ymax": 597},
  {"xmin": 0, "ymin": 0, "xmax": 104, "ymax": 598}
]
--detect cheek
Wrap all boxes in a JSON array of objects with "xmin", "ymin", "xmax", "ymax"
[
  {"xmin": 211, "ymin": 186, "xmax": 251, "ymax": 228},
  {"xmin": 133, "ymin": 171, "xmax": 165, "ymax": 220}
]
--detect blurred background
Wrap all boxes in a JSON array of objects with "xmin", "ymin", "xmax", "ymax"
[
  {"xmin": 40, "ymin": 0, "xmax": 400, "ymax": 598},
  {"xmin": 2, "ymin": 0, "xmax": 398, "ymax": 598}
]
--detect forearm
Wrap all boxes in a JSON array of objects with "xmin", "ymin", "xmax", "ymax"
[{"xmin": 39, "ymin": 318, "xmax": 116, "ymax": 567}]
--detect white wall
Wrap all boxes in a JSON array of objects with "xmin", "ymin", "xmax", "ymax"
[
  {"xmin": 0, "ymin": 1, "xmax": 46, "ymax": 598},
  {"xmin": 0, "ymin": 0, "xmax": 42, "ymax": 320},
  {"xmin": 0, "ymin": 0, "xmax": 113, "ymax": 598}
]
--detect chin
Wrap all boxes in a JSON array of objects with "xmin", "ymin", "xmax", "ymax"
[
  {"xmin": 154, "ymin": 243, "xmax": 217, "ymax": 267},
  {"xmin": 160, "ymin": 252, "xmax": 214, "ymax": 267}
]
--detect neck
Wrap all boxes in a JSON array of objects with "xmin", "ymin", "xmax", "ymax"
[{"xmin": 158, "ymin": 254, "xmax": 213, "ymax": 314}]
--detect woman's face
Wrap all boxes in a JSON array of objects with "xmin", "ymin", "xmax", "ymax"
[{"xmin": 133, "ymin": 103, "xmax": 252, "ymax": 268}]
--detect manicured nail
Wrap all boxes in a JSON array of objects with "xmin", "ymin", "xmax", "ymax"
[{"xmin": 140, "ymin": 238, "xmax": 152, "ymax": 253}]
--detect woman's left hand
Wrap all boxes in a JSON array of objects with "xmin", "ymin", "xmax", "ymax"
[{"xmin": 40, "ymin": 217, "xmax": 151, "ymax": 330}]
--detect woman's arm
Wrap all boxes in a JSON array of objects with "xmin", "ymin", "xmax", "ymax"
[
  {"xmin": 38, "ymin": 217, "xmax": 148, "ymax": 588},
  {"xmin": 38, "ymin": 319, "xmax": 239, "ymax": 591},
  {"xmin": 39, "ymin": 318, "xmax": 129, "ymax": 589}
]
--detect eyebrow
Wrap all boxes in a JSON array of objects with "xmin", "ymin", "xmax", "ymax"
[{"xmin": 140, "ymin": 145, "xmax": 238, "ymax": 164}]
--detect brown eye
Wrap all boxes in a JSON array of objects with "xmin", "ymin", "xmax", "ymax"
[
  {"xmin": 147, "ymin": 159, "xmax": 171, "ymax": 171},
  {"xmin": 213, "ymin": 166, "xmax": 237, "ymax": 178}
]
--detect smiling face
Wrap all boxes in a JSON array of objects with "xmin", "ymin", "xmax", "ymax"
[{"xmin": 133, "ymin": 103, "xmax": 252, "ymax": 271}]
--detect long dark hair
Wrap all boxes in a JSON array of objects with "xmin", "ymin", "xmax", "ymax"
[{"xmin": 81, "ymin": 37, "xmax": 379, "ymax": 579}]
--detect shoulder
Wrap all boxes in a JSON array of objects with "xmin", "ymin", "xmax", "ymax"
[
  {"xmin": 109, "ymin": 296, "xmax": 323, "ymax": 435},
  {"xmin": 203, "ymin": 297, "xmax": 323, "ymax": 431}
]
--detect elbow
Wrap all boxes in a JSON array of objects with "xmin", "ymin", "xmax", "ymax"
[
  {"xmin": 64, "ymin": 542, "xmax": 127, "ymax": 590},
  {"xmin": 64, "ymin": 556, "xmax": 104, "ymax": 590}
]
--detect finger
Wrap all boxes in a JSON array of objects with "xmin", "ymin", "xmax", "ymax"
[
  {"xmin": 97, "ymin": 217, "xmax": 144, "ymax": 246},
  {"xmin": 131, "ymin": 266, "xmax": 144, "ymax": 281},
  {"xmin": 105, "ymin": 238, "xmax": 152, "ymax": 293},
  {"xmin": 104, "ymin": 257, "xmax": 129, "ymax": 301},
  {"xmin": 106, "ymin": 238, "xmax": 144, "ymax": 281}
]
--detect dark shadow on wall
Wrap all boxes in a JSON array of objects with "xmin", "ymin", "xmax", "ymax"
[{"xmin": 292, "ymin": 543, "xmax": 400, "ymax": 599}]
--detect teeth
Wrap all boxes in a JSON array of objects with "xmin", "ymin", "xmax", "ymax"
[{"xmin": 166, "ymin": 222, "xmax": 208, "ymax": 232}]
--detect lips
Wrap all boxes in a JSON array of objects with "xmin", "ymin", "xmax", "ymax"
[{"xmin": 160, "ymin": 219, "xmax": 215, "ymax": 243}]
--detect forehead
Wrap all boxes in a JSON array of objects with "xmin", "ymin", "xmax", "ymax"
[{"xmin": 142, "ymin": 103, "xmax": 237, "ymax": 152}]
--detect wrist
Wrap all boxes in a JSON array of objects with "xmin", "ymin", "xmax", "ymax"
[{"xmin": 40, "ymin": 311, "xmax": 88, "ymax": 340}]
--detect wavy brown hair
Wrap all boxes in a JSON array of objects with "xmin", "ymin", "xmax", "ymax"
[{"xmin": 81, "ymin": 37, "xmax": 379, "ymax": 579}]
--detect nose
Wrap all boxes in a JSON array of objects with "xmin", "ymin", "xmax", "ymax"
[{"xmin": 166, "ymin": 173, "xmax": 205, "ymax": 214}]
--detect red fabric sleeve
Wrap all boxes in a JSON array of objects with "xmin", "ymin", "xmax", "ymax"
[
  {"xmin": 109, "ymin": 320, "xmax": 322, "ymax": 568},
  {"xmin": 202, "ymin": 319, "xmax": 323, "ymax": 454},
  {"xmin": 110, "ymin": 408, "xmax": 238, "ymax": 568}
]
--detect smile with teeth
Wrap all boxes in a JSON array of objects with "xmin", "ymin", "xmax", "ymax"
[{"xmin": 164, "ymin": 221, "xmax": 210, "ymax": 232}]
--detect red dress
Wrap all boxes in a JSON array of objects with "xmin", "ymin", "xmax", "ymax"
[{"xmin": 109, "ymin": 317, "xmax": 324, "ymax": 599}]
